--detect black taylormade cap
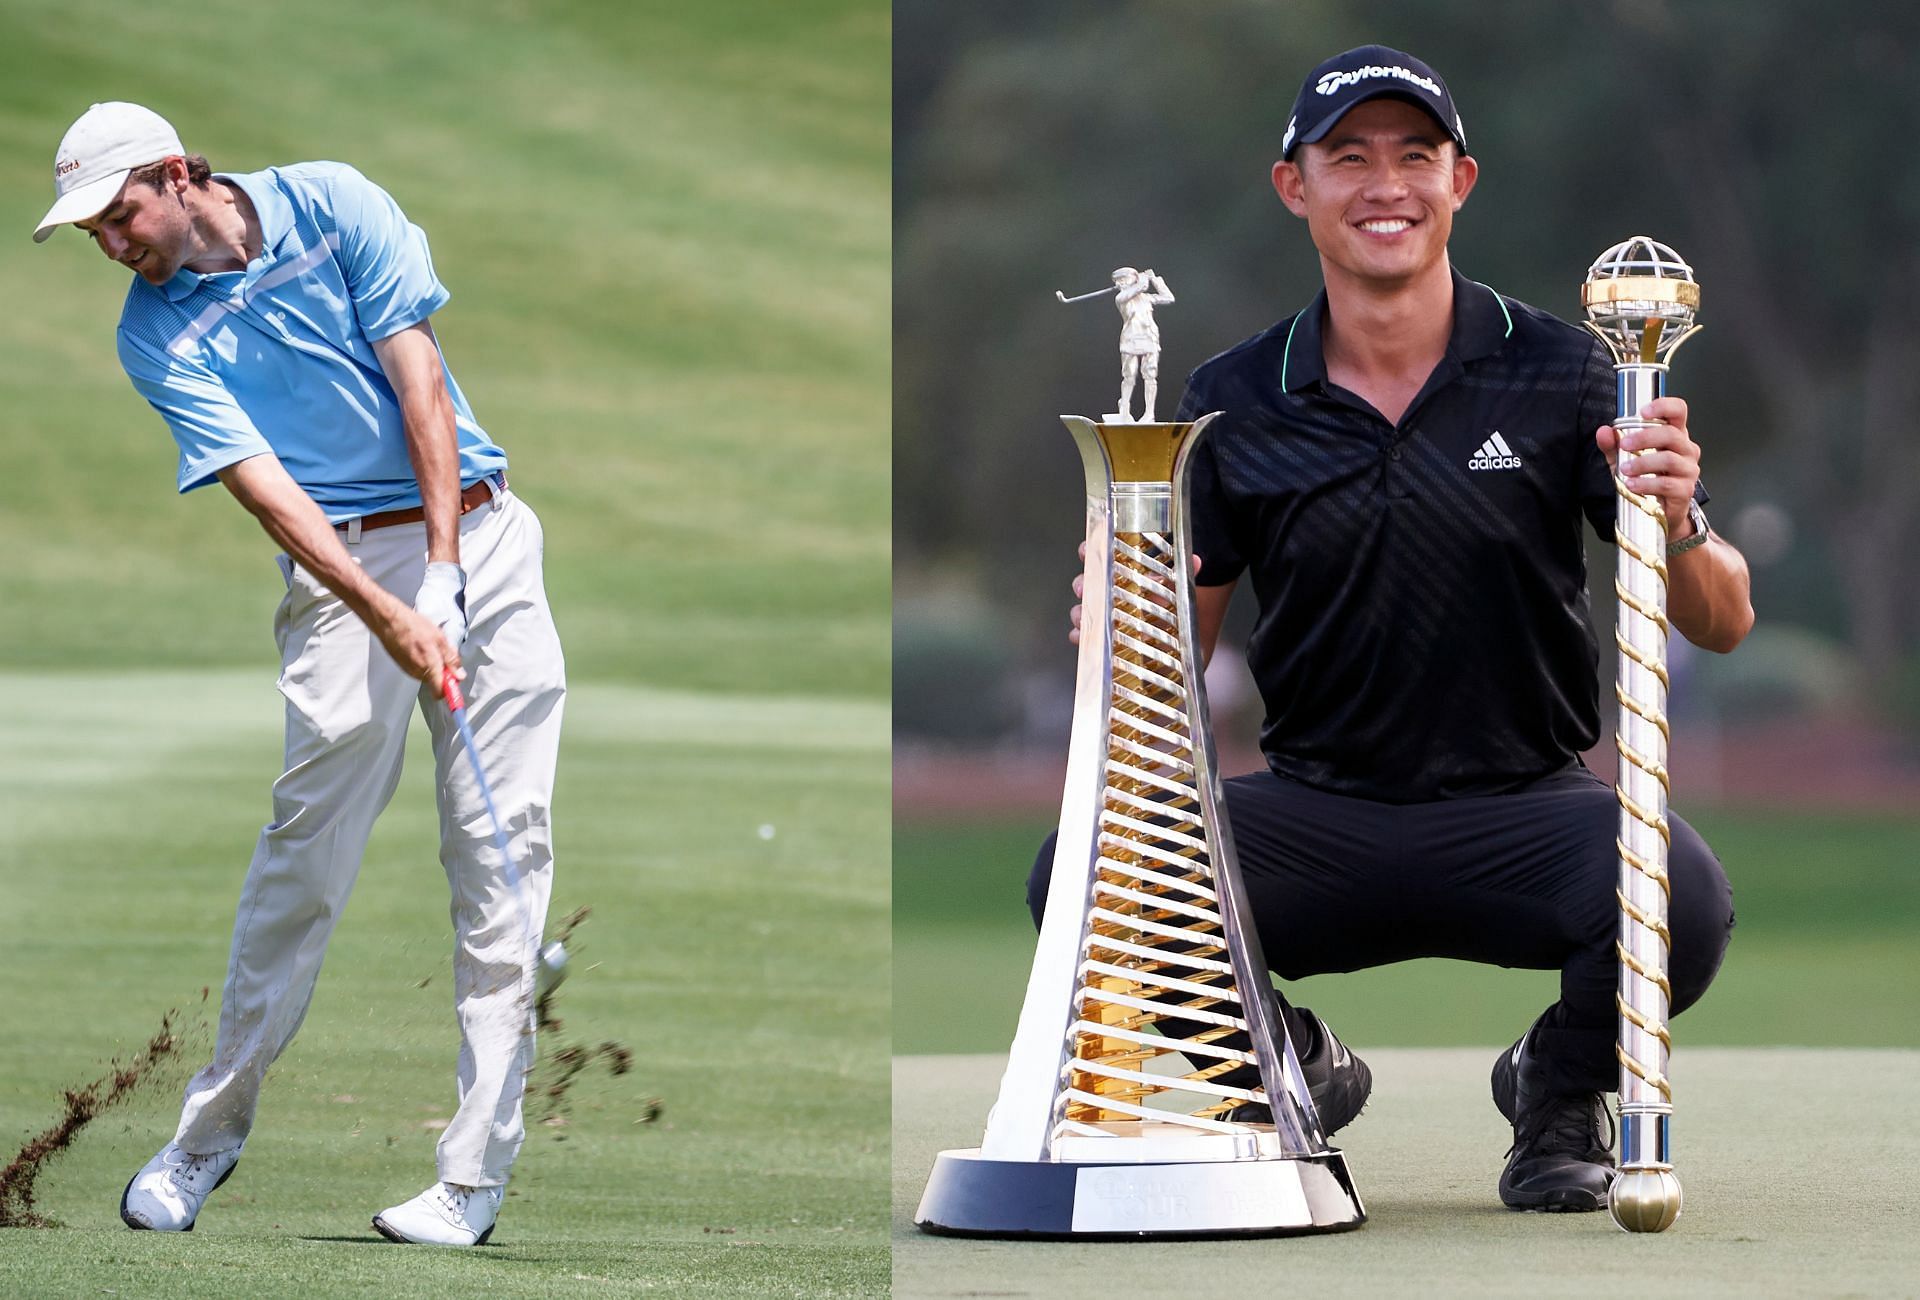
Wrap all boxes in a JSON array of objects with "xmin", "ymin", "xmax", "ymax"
[{"xmin": 1281, "ymin": 45, "xmax": 1467, "ymax": 160}]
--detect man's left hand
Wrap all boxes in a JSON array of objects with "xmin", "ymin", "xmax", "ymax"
[
  {"xmin": 416, "ymin": 562, "xmax": 469, "ymax": 649},
  {"xmin": 1596, "ymin": 396, "xmax": 1700, "ymax": 538}
]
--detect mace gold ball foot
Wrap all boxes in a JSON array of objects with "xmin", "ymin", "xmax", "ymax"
[{"xmin": 1609, "ymin": 1169, "xmax": 1682, "ymax": 1233}]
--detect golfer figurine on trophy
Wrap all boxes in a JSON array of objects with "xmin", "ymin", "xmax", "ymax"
[
  {"xmin": 1056, "ymin": 267, "xmax": 1176, "ymax": 424},
  {"xmin": 915, "ymin": 270, "xmax": 1366, "ymax": 1239}
]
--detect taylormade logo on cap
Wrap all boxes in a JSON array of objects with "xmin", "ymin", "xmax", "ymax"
[
  {"xmin": 1281, "ymin": 45, "xmax": 1466, "ymax": 161},
  {"xmin": 1314, "ymin": 64, "xmax": 1443, "ymax": 100}
]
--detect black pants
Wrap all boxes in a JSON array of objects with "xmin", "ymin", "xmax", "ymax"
[{"xmin": 1026, "ymin": 764, "xmax": 1735, "ymax": 1095}]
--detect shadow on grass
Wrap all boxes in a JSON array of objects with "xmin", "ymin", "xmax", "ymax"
[
  {"xmin": 296, "ymin": 1235, "xmax": 563, "ymax": 1261},
  {"xmin": 295, "ymin": 1235, "xmax": 394, "ymax": 1245}
]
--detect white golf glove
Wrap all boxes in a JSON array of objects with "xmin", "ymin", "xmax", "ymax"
[{"xmin": 415, "ymin": 562, "xmax": 468, "ymax": 649}]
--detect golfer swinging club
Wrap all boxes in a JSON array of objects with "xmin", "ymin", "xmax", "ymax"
[
  {"xmin": 1112, "ymin": 267, "xmax": 1174, "ymax": 422},
  {"xmin": 34, "ymin": 102, "xmax": 566, "ymax": 1246}
]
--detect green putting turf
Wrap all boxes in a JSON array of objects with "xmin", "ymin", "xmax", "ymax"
[
  {"xmin": 891, "ymin": 1049, "xmax": 1920, "ymax": 1298},
  {"xmin": 0, "ymin": 670, "xmax": 888, "ymax": 1294}
]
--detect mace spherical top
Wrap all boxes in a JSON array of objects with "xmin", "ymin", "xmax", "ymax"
[{"xmin": 1581, "ymin": 235, "xmax": 1701, "ymax": 365}]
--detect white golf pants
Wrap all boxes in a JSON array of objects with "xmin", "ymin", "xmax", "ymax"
[{"xmin": 172, "ymin": 487, "xmax": 566, "ymax": 1187}]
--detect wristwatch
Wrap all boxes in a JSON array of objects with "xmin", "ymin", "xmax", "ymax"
[{"xmin": 1666, "ymin": 500, "xmax": 1711, "ymax": 556}]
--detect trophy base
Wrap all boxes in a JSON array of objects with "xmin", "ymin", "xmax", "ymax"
[{"xmin": 915, "ymin": 1147, "xmax": 1366, "ymax": 1239}]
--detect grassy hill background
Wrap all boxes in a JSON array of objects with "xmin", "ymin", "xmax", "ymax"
[{"xmin": 0, "ymin": 0, "xmax": 888, "ymax": 694}]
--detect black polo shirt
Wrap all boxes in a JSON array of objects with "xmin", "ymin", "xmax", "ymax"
[{"xmin": 1180, "ymin": 269, "xmax": 1626, "ymax": 803}]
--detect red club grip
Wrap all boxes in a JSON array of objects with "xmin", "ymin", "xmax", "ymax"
[{"xmin": 442, "ymin": 667, "xmax": 465, "ymax": 711}]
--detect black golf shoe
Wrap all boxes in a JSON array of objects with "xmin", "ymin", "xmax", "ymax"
[
  {"xmin": 1491, "ymin": 1033, "xmax": 1616, "ymax": 1211},
  {"xmin": 1226, "ymin": 1006, "xmax": 1372, "ymax": 1137}
]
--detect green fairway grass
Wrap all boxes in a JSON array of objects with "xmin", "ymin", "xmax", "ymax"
[
  {"xmin": 0, "ymin": 671, "xmax": 887, "ymax": 1295},
  {"xmin": 892, "ymin": 1049, "xmax": 1920, "ymax": 1298},
  {"xmin": 893, "ymin": 812, "xmax": 1920, "ymax": 1056}
]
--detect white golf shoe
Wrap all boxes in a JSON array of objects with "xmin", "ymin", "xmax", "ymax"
[
  {"xmin": 372, "ymin": 1180, "xmax": 503, "ymax": 1246},
  {"xmin": 120, "ymin": 1141, "xmax": 243, "ymax": 1231}
]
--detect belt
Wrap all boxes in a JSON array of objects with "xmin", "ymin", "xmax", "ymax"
[{"xmin": 339, "ymin": 474, "xmax": 506, "ymax": 538}]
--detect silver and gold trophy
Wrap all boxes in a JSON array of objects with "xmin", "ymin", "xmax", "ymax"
[
  {"xmin": 1580, "ymin": 237, "xmax": 1701, "ymax": 1234},
  {"xmin": 914, "ymin": 272, "xmax": 1365, "ymax": 1238}
]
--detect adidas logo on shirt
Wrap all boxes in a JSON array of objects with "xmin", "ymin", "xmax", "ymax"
[{"xmin": 1468, "ymin": 432, "xmax": 1522, "ymax": 470}]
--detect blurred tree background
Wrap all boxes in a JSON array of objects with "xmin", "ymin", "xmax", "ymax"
[{"xmin": 895, "ymin": 0, "xmax": 1920, "ymax": 749}]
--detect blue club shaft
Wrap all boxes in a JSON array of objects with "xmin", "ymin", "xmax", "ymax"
[{"xmin": 442, "ymin": 671, "xmax": 552, "ymax": 987}]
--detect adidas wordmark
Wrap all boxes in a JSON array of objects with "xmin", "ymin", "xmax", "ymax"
[{"xmin": 1468, "ymin": 432, "xmax": 1522, "ymax": 470}]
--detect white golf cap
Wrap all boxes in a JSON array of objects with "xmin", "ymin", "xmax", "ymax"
[{"xmin": 33, "ymin": 102, "xmax": 184, "ymax": 243}]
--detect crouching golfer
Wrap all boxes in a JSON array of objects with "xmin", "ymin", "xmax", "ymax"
[
  {"xmin": 1041, "ymin": 46, "xmax": 1750, "ymax": 1214},
  {"xmin": 34, "ymin": 102, "xmax": 566, "ymax": 1246}
]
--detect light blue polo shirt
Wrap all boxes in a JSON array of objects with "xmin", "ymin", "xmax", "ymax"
[{"xmin": 115, "ymin": 161, "xmax": 509, "ymax": 520}]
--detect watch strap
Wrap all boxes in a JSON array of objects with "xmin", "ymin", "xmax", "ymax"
[{"xmin": 1666, "ymin": 500, "xmax": 1711, "ymax": 556}]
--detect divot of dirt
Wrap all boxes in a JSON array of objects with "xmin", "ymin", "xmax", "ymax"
[
  {"xmin": 528, "ymin": 908, "xmax": 655, "ymax": 1126},
  {"xmin": 0, "ymin": 1001, "xmax": 205, "ymax": 1229}
]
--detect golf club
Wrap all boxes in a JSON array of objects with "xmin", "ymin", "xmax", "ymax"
[
  {"xmin": 1055, "ymin": 285, "xmax": 1118, "ymax": 303},
  {"xmin": 442, "ymin": 667, "xmax": 567, "ymax": 996}
]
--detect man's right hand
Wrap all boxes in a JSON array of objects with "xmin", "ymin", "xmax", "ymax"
[{"xmin": 374, "ymin": 601, "xmax": 464, "ymax": 697}]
